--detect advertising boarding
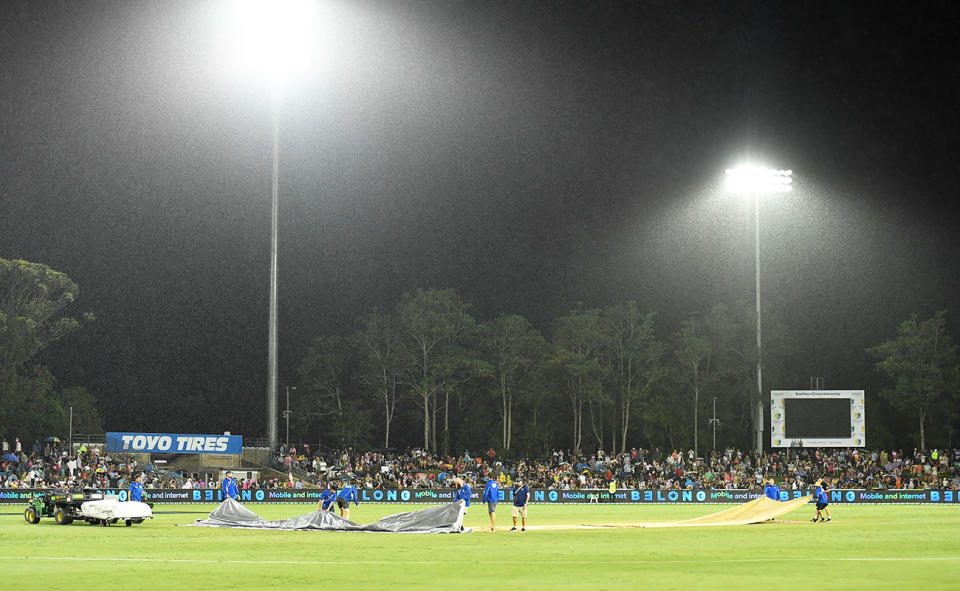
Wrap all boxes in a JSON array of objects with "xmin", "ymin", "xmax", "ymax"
[
  {"xmin": 105, "ymin": 432, "xmax": 243, "ymax": 455},
  {"xmin": 2, "ymin": 487, "xmax": 956, "ymax": 505}
]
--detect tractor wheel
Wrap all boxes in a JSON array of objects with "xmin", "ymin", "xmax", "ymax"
[
  {"xmin": 24, "ymin": 507, "xmax": 40, "ymax": 524},
  {"xmin": 125, "ymin": 519, "xmax": 133, "ymax": 526},
  {"xmin": 54, "ymin": 508, "xmax": 72, "ymax": 525}
]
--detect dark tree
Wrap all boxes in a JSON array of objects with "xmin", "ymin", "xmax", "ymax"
[{"xmin": 868, "ymin": 311, "xmax": 958, "ymax": 451}]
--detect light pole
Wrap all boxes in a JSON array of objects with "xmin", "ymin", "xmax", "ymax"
[
  {"xmin": 224, "ymin": 0, "xmax": 317, "ymax": 453},
  {"xmin": 283, "ymin": 385, "xmax": 297, "ymax": 446},
  {"xmin": 267, "ymin": 82, "xmax": 281, "ymax": 453},
  {"xmin": 708, "ymin": 397, "xmax": 720, "ymax": 451},
  {"xmin": 724, "ymin": 165, "xmax": 792, "ymax": 454}
]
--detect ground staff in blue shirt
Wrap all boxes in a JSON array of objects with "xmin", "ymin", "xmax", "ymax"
[
  {"xmin": 128, "ymin": 474, "xmax": 145, "ymax": 502},
  {"xmin": 812, "ymin": 480, "xmax": 832, "ymax": 522},
  {"xmin": 221, "ymin": 471, "xmax": 239, "ymax": 501},
  {"xmin": 482, "ymin": 473, "xmax": 500, "ymax": 532},
  {"xmin": 335, "ymin": 481, "xmax": 359, "ymax": 520},
  {"xmin": 454, "ymin": 478, "xmax": 472, "ymax": 510},
  {"xmin": 763, "ymin": 479, "xmax": 781, "ymax": 501},
  {"xmin": 511, "ymin": 478, "xmax": 530, "ymax": 532},
  {"xmin": 318, "ymin": 486, "xmax": 336, "ymax": 512},
  {"xmin": 453, "ymin": 477, "xmax": 471, "ymax": 532}
]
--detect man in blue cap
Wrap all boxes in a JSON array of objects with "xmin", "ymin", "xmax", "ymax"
[{"xmin": 510, "ymin": 477, "xmax": 530, "ymax": 532}]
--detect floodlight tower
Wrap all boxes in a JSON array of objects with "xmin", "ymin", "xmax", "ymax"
[
  {"xmin": 724, "ymin": 165, "xmax": 793, "ymax": 454},
  {"xmin": 226, "ymin": 0, "xmax": 317, "ymax": 453},
  {"xmin": 284, "ymin": 385, "xmax": 297, "ymax": 446}
]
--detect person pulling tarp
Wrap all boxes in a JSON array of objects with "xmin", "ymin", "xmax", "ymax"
[{"xmin": 182, "ymin": 498, "xmax": 469, "ymax": 534}]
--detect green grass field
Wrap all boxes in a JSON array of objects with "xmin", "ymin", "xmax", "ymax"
[{"xmin": 3, "ymin": 502, "xmax": 959, "ymax": 590}]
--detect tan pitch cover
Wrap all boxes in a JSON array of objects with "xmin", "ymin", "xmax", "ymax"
[{"xmin": 634, "ymin": 494, "xmax": 814, "ymax": 528}]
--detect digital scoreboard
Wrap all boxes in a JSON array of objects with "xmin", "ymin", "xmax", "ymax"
[{"xmin": 770, "ymin": 390, "xmax": 865, "ymax": 448}]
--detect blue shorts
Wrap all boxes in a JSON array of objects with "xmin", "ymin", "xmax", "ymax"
[{"xmin": 816, "ymin": 501, "xmax": 828, "ymax": 510}]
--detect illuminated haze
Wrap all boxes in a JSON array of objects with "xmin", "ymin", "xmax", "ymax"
[{"xmin": 1, "ymin": 0, "xmax": 958, "ymax": 433}]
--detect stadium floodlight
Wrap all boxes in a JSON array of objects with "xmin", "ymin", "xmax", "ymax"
[
  {"xmin": 222, "ymin": 0, "xmax": 318, "ymax": 81},
  {"xmin": 223, "ymin": 0, "xmax": 317, "ymax": 453},
  {"xmin": 723, "ymin": 163, "xmax": 794, "ymax": 454},
  {"xmin": 724, "ymin": 166, "xmax": 793, "ymax": 194}
]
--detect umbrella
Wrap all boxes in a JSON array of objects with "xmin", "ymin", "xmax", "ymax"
[
  {"xmin": 2, "ymin": 453, "xmax": 19, "ymax": 463},
  {"xmin": 46, "ymin": 436, "xmax": 61, "ymax": 443}
]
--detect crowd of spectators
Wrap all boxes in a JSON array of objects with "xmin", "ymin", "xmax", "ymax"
[
  {"xmin": 276, "ymin": 443, "xmax": 960, "ymax": 492},
  {"xmin": 3, "ymin": 434, "xmax": 959, "ymax": 492},
  {"xmin": 0, "ymin": 436, "xmax": 294, "ymax": 491},
  {"xmin": 2, "ymin": 437, "xmax": 141, "ymax": 489}
]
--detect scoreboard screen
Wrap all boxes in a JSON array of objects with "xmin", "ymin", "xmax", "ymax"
[
  {"xmin": 784, "ymin": 398, "xmax": 851, "ymax": 439},
  {"xmin": 770, "ymin": 390, "xmax": 865, "ymax": 448}
]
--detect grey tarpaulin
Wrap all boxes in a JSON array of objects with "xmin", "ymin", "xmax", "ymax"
[{"xmin": 182, "ymin": 498, "xmax": 470, "ymax": 533}]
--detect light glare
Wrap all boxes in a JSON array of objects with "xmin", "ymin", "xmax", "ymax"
[
  {"xmin": 724, "ymin": 165, "xmax": 793, "ymax": 194},
  {"xmin": 222, "ymin": 0, "xmax": 318, "ymax": 81}
]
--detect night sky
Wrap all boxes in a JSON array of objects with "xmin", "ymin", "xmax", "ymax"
[{"xmin": 2, "ymin": 0, "xmax": 959, "ymax": 436}]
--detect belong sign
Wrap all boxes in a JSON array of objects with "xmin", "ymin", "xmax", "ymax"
[
  {"xmin": 106, "ymin": 432, "xmax": 242, "ymax": 454},
  {"xmin": 3, "ymin": 488, "xmax": 960, "ymax": 505}
]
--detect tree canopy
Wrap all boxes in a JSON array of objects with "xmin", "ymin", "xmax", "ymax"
[
  {"xmin": 0, "ymin": 257, "xmax": 99, "ymax": 443},
  {"xmin": 868, "ymin": 311, "xmax": 958, "ymax": 451},
  {"xmin": 5, "ymin": 256, "xmax": 957, "ymax": 456},
  {"xmin": 291, "ymin": 289, "xmax": 960, "ymax": 456}
]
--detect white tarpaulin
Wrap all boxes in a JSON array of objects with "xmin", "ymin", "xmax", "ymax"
[
  {"xmin": 80, "ymin": 498, "xmax": 153, "ymax": 521},
  {"xmin": 183, "ymin": 498, "xmax": 469, "ymax": 533}
]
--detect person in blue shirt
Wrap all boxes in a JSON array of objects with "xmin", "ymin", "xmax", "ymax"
[
  {"xmin": 453, "ymin": 477, "xmax": 472, "ymax": 510},
  {"xmin": 510, "ymin": 478, "xmax": 530, "ymax": 532},
  {"xmin": 453, "ymin": 477, "xmax": 473, "ymax": 508},
  {"xmin": 453, "ymin": 477, "xmax": 471, "ymax": 532},
  {"xmin": 763, "ymin": 478, "xmax": 781, "ymax": 501},
  {"xmin": 318, "ymin": 484, "xmax": 336, "ymax": 512},
  {"xmin": 128, "ymin": 473, "xmax": 145, "ymax": 503},
  {"xmin": 812, "ymin": 479, "xmax": 832, "ymax": 522},
  {"xmin": 335, "ymin": 480, "xmax": 359, "ymax": 520},
  {"xmin": 482, "ymin": 472, "xmax": 500, "ymax": 532},
  {"xmin": 221, "ymin": 470, "xmax": 239, "ymax": 501}
]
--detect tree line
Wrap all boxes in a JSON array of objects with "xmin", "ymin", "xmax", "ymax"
[
  {"xmin": 1, "ymin": 257, "xmax": 957, "ymax": 454},
  {"xmin": 293, "ymin": 288, "xmax": 960, "ymax": 456}
]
